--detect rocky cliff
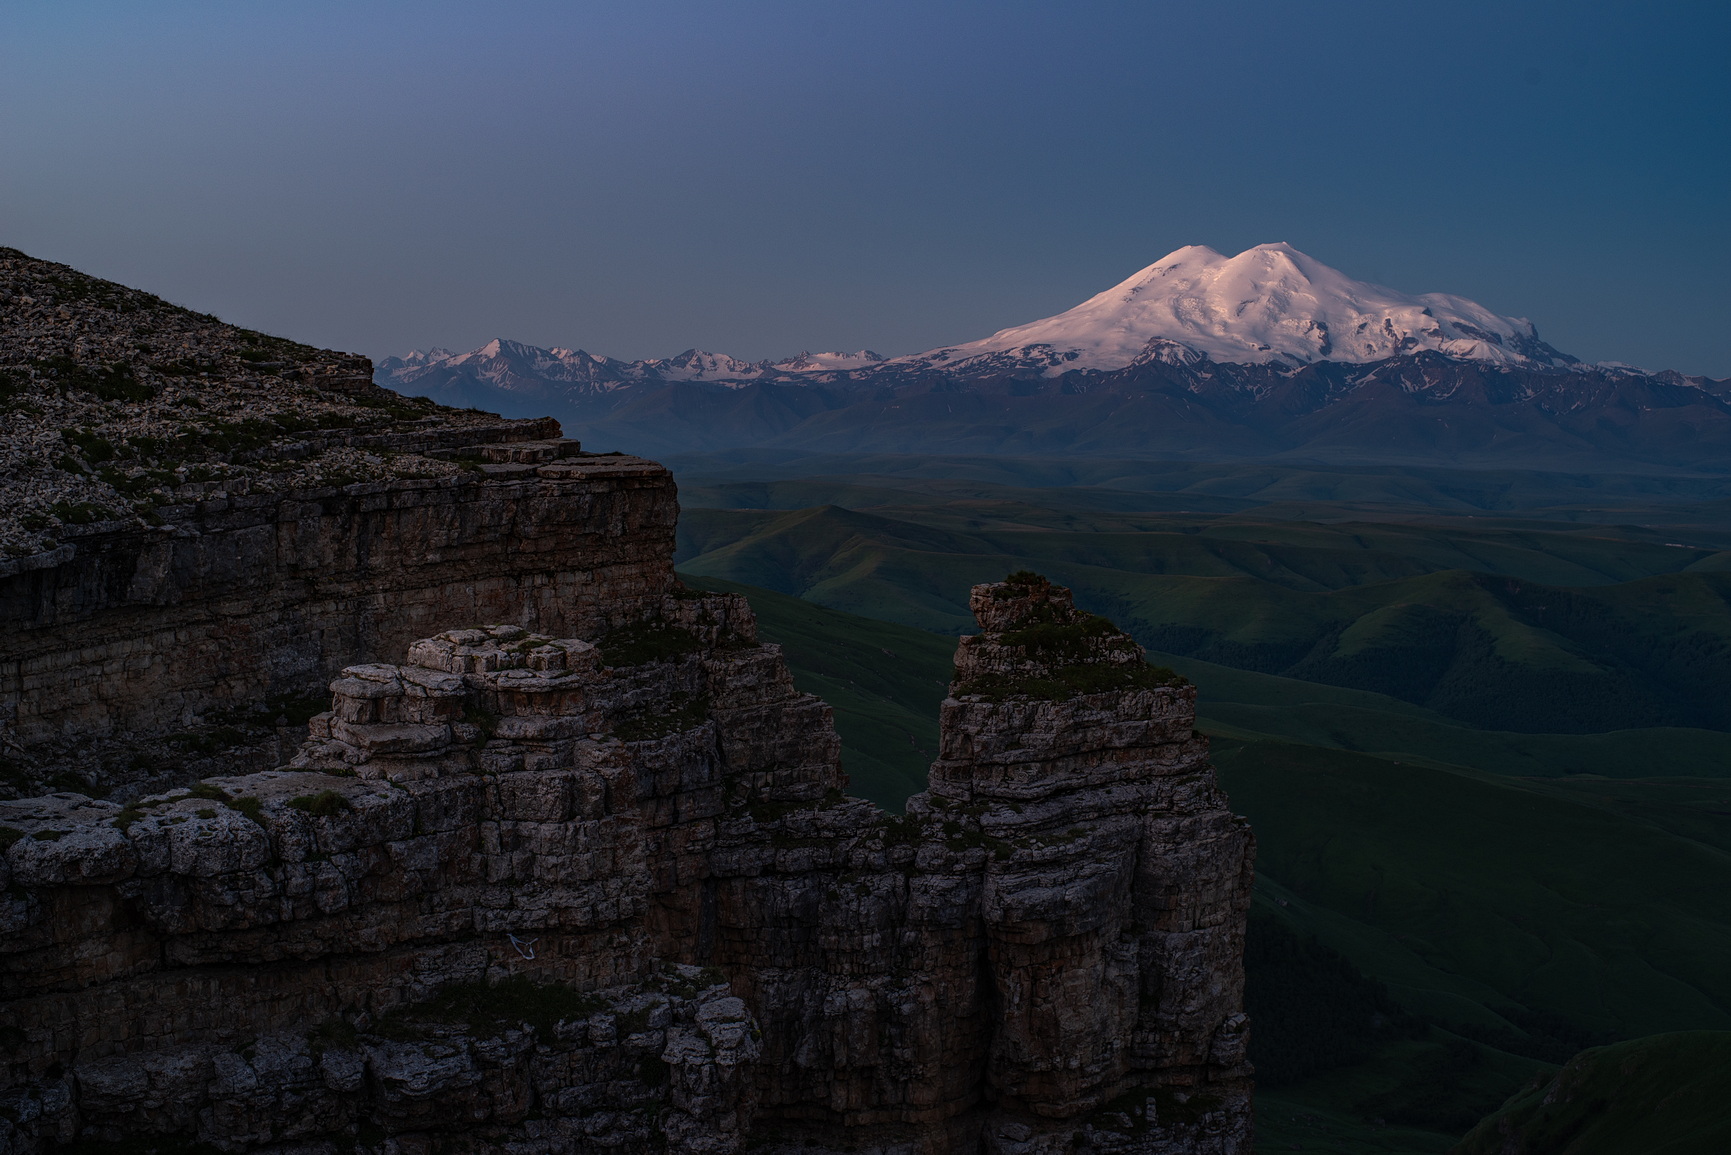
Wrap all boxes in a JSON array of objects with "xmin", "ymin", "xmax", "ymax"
[
  {"xmin": 0, "ymin": 252, "xmax": 1254, "ymax": 1154},
  {"xmin": 0, "ymin": 249, "xmax": 677, "ymax": 799},
  {"xmin": 0, "ymin": 574, "xmax": 1253, "ymax": 1154}
]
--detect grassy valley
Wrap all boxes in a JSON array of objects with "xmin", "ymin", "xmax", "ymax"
[
  {"xmin": 1456, "ymin": 1031, "xmax": 1731, "ymax": 1154},
  {"xmin": 671, "ymin": 452, "xmax": 1731, "ymax": 1152},
  {"xmin": 673, "ymin": 459, "xmax": 1731, "ymax": 739}
]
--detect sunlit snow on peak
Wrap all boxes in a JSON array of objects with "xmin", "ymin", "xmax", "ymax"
[{"xmin": 907, "ymin": 243, "xmax": 1571, "ymax": 372}]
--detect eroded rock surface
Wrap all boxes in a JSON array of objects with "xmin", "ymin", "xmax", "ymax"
[
  {"xmin": 0, "ymin": 574, "xmax": 1252, "ymax": 1154},
  {"xmin": 0, "ymin": 445, "xmax": 678, "ymax": 799},
  {"xmin": 0, "ymin": 247, "xmax": 680, "ymax": 800}
]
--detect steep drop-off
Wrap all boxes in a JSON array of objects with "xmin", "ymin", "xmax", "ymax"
[
  {"xmin": 0, "ymin": 253, "xmax": 1254, "ymax": 1154},
  {"xmin": 0, "ymin": 576, "xmax": 1254, "ymax": 1153},
  {"xmin": 0, "ymin": 248, "xmax": 676, "ymax": 798}
]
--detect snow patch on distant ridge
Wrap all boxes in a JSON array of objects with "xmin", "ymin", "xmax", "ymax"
[{"xmin": 376, "ymin": 339, "xmax": 891, "ymax": 394}]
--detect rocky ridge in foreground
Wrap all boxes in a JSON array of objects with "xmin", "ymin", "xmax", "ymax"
[
  {"xmin": 0, "ymin": 248, "xmax": 675, "ymax": 801},
  {"xmin": 0, "ymin": 575, "xmax": 1254, "ymax": 1154},
  {"xmin": 0, "ymin": 247, "xmax": 542, "ymax": 561},
  {"xmin": 0, "ymin": 249, "xmax": 1253, "ymax": 1153}
]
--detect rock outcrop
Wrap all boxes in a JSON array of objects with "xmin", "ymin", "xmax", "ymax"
[
  {"xmin": 0, "ymin": 249, "xmax": 685, "ymax": 799},
  {"xmin": 0, "ymin": 442, "xmax": 678, "ymax": 799},
  {"xmin": 0, "ymin": 251, "xmax": 1253, "ymax": 1153},
  {"xmin": 1, "ymin": 574, "xmax": 1253, "ymax": 1154}
]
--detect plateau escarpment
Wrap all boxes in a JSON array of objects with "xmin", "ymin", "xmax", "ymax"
[
  {"xmin": 0, "ymin": 576, "xmax": 1253, "ymax": 1154},
  {"xmin": 0, "ymin": 252, "xmax": 1254, "ymax": 1154},
  {"xmin": 0, "ymin": 248, "xmax": 675, "ymax": 798}
]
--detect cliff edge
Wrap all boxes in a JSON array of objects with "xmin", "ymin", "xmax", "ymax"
[
  {"xmin": 0, "ymin": 253, "xmax": 1253, "ymax": 1154},
  {"xmin": 1, "ymin": 573, "xmax": 1253, "ymax": 1154},
  {"xmin": 0, "ymin": 248, "xmax": 675, "ymax": 799}
]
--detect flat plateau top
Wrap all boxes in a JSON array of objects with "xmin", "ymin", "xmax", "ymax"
[
  {"xmin": 0, "ymin": 248, "xmax": 578, "ymax": 559},
  {"xmin": 495, "ymin": 456, "xmax": 667, "ymax": 480}
]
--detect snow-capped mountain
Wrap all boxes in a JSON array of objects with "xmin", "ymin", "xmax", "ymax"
[
  {"xmin": 903, "ymin": 243, "xmax": 1575, "ymax": 374},
  {"xmin": 378, "ymin": 340, "xmax": 887, "ymax": 396},
  {"xmin": 382, "ymin": 244, "xmax": 1575, "ymax": 396},
  {"xmin": 378, "ymin": 339, "xmax": 638, "ymax": 398},
  {"xmin": 769, "ymin": 350, "xmax": 886, "ymax": 372},
  {"xmin": 376, "ymin": 245, "xmax": 1731, "ymax": 470}
]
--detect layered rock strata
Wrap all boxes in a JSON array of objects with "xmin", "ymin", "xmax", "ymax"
[
  {"xmin": 0, "ymin": 575, "xmax": 1253, "ymax": 1154},
  {"xmin": 0, "ymin": 442, "xmax": 677, "ymax": 798},
  {"xmin": 0, "ymin": 247, "xmax": 682, "ymax": 798}
]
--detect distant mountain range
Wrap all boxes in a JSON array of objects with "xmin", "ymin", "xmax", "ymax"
[{"xmin": 379, "ymin": 244, "xmax": 1731, "ymax": 469}]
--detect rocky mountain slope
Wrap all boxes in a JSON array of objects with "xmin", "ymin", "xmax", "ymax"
[
  {"xmin": 0, "ymin": 577, "xmax": 1254, "ymax": 1154},
  {"xmin": 0, "ymin": 248, "xmax": 548, "ymax": 561},
  {"xmin": 379, "ymin": 246, "xmax": 1731, "ymax": 470},
  {"xmin": 0, "ymin": 247, "xmax": 676, "ymax": 800},
  {"xmin": 0, "ymin": 252, "xmax": 1255, "ymax": 1153}
]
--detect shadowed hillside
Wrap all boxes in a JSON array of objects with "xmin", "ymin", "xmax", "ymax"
[
  {"xmin": 676, "ymin": 501, "xmax": 1731, "ymax": 734},
  {"xmin": 1456, "ymin": 1032, "xmax": 1731, "ymax": 1155},
  {"xmin": 668, "ymin": 459, "xmax": 1731, "ymax": 1152}
]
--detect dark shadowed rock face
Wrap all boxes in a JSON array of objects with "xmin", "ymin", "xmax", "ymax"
[
  {"xmin": 0, "ymin": 253, "xmax": 1253, "ymax": 1153},
  {"xmin": 0, "ymin": 572, "xmax": 1252, "ymax": 1154},
  {"xmin": 0, "ymin": 448, "xmax": 679, "ymax": 800},
  {"xmin": 0, "ymin": 247, "xmax": 686, "ymax": 801}
]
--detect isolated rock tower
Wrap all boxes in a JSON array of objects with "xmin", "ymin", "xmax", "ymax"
[{"xmin": 1, "ymin": 559, "xmax": 1253, "ymax": 1153}]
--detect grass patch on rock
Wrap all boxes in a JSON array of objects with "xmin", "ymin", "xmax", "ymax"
[
  {"xmin": 597, "ymin": 620, "xmax": 700, "ymax": 667},
  {"xmin": 288, "ymin": 789, "xmax": 352, "ymax": 817},
  {"xmin": 613, "ymin": 692, "xmax": 711, "ymax": 742},
  {"xmin": 374, "ymin": 976, "xmax": 609, "ymax": 1040}
]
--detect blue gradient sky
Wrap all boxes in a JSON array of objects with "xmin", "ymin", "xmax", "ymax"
[{"xmin": 2, "ymin": 1, "xmax": 1726, "ymax": 374}]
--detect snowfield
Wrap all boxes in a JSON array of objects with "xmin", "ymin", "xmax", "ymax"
[{"xmin": 901, "ymin": 243, "xmax": 1574, "ymax": 373}]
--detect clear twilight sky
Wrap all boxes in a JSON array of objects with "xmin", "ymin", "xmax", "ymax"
[{"xmin": 1, "ymin": 1, "xmax": 1726, "ymax": 376}]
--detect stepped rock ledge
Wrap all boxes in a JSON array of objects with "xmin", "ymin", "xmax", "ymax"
[{"xmin": 0, "ymin": 250, "xmax": 1254, "ymax": 1154}]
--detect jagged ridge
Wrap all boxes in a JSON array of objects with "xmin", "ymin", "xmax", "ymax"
[{"xmin": 0, "ymin": 580, "xmax": 1255, "ymax": 1154}]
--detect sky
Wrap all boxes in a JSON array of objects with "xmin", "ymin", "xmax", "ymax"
[{"xmin": 1, "ymin": 1, "xmax": 1727, "ymax": 376}]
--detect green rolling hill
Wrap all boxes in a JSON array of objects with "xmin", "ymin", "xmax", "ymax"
[
  {"xmin": 1455, "ymin": 1032, "xmax": 1731, "ymax": 1155},
  {"xmin": 1218, "ymin": 740, "xmax": 1731, "ymax": 1042},
  {"xmin": 674, "ymin": 564, "xmax": 1731, "ymax": 1152},
  {"xmin": 667, "ymin": 451, "xmax": 1731, "ymax": 540},
  {"xmin": 677, "ymin": 502, "xmax": 1731, "ymax": 733},
  {"xmin": 673, "ymin": 457, "xmax": 1731, "ymax": 1150},
  {"xmin": 1146, "ymin": 649, "xmax": 1731, "ymax": 782}
]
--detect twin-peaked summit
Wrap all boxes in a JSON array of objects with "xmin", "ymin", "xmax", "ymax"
[{"xmin": 917, "ymin": 242, "xmax": 1572, "ymax": 372}]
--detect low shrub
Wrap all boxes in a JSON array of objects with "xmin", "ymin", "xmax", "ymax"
[{"xmin": 287, "ymin": 790, "xmax": 351, "ymax": 818}]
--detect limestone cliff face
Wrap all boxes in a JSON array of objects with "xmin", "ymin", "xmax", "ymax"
[
  {"xmin": 0, "ymin": 441, "xmax": 678, "ymax": 798},
  {"xmin": 0, "ymin": 254, "xmax": 1252, "ymax": 1153},
  {"xmin": 0, "ymin": 569, "xmax": 1253, "ymax": 1154},
  {"xmin": 0, "ymin": 247, "xmax": 682, "ymax": 800}
]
